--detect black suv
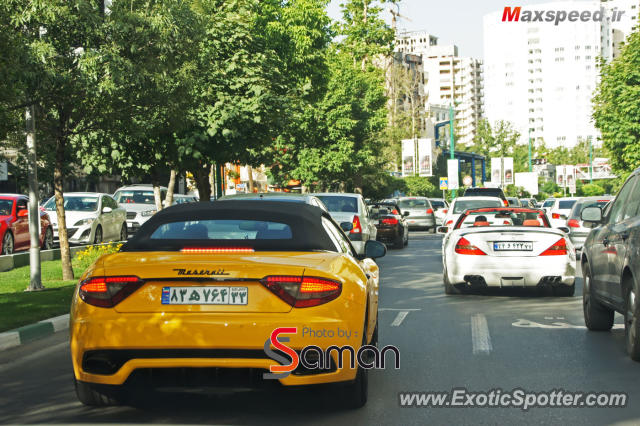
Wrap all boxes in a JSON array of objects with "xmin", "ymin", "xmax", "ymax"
[
  {"xmin": 581, "ymin": 167, "xmax": 640, "ymax": 360},
  {"xmin": 462, "ymin": 187, "xmax": 508, "ymax": 206}
]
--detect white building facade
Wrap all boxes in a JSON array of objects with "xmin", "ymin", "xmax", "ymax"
[
  {"xmin": 482, "ymin": 1, "xmax": 638, "ymax": 149},
  {"xmin": 396, "ymin": 32, "xmax": 484, "ymax": 146}
]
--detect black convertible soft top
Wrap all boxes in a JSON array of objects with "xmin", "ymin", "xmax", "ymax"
[{"xmin": 120, "ymin": 200, "xmax": 338, "ymax": 252}]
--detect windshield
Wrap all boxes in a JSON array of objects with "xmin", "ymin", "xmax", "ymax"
[
  {"xmin": 543, "ymin": 200, "xmax": 555, "ymax": 207},
  {"xmin": 316, "ymin": 196, "xmax": 358, "ymax": 213},
  {"xmin": 114, "ymin": 190, "xmax": 156, "ymax": 204},
  {"xmin": 0, "ymin": 199, "xmax": 13, "ymax": 216},
  {"xmin": 151, "ymin": 220, "xmax": 292, "ymax": 240},
  {"xmin": 455, "ymin": 209, "xmax": 551, "ymax": 229},
  {"xmin": 453, "ymin": 199, "xmax": 503, "ymax": 214},
  {"xmin": 399, "ymin": 199, "xmax": 428, "ymax": 208},
  {"xmin": 43, "ymin": 196, "xmax": 98, "ymax": 212},
  {"xmin": 559, "ymin": 200, "xmax": 577, "ymax": 210},
  {"xmin": 429, "ymin": 200, "xmax": 445, "ymax": 209}
]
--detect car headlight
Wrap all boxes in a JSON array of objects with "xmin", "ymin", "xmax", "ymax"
[
  {"xmin": 74, "ymin": 218, "xmax": 95, "ymax": 226},
  {"xmin": 141, "ymin": 210, "xmax": 157, "ymax": 217}
]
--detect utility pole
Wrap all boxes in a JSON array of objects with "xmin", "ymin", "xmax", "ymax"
[
  {"xmin": 449, "ymin": 104, "xmax": 455, "ymax": 197},
  {"xmin": 528, "ymin": 129, "xmax": 532, "ymax": 172},
  {"xmin": 26, "ymin": 105, "xmax": 43, "ymax": 291},
  {"xmin": 588, "ymin": 136, "xmax": 593, "ymax": 183}
]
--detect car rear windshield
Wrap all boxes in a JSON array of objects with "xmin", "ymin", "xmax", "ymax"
[
  {"xmin": 543, "ymin": 200, "xmax": 555, "ymax": 207},
  {"xmin": 453, "ymin": 199, "xmax": 503, "ymax": 214},
  {"xmin": 0, "ymin": 199, "xmax": 13, "ymax": 216},
  {"xmin": 398, "ymin": 199, "xmax": 428, "ymax": 208},
  {"xmin": 455, "ymin": 209, "xmax": 550, "ymax": 229},
  {"xmin": 43, "ymin": 196, "xmax": 98, "ymax": 212},
  {"xmin": 150, "ymin": 220, "xmax": 292, "ymax": 240},
  {"xmin": 463, "ymin": 188, "xmax": 504, "ymax": 199},
  {"xmin": 316, "ymin": 196, "xmax": 357, "ymax": 213},
  {"xmin": 113, "ymin": 190, "xmax": 156, "ymax": 205},
  {"xmin": 429, "ymin": 200, "xmax": 445, "ymax": 209},
  {"xmin": 558, "ymin": 200, "xmax": 577, "ymax": 209}
]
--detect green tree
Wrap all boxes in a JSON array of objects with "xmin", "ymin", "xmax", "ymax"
[
  {"xmin": 580, "ymin": 183, "xmax": 605, "ymax": 196},
  {"xmin": 404, "ymin": 176, "xmax": 437, "ymax": 197},
  {"xmin": 593, "ymin": 31, "xmax": 640, "ymax": 174}
]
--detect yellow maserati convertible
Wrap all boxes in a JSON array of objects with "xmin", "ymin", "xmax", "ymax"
[{"xmin": 70, "ymin": 200, "xmax": 386, "ymax": 408}]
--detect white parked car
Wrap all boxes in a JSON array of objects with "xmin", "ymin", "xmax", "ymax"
[
  {"xmin": 43, "ymin": 193, "xmax": 127, "ymax": 244},
  {"xmin": 440, "ymin": 206, "xmax": 576, "ymax": 296},
  {"xmin": 547, "ymin": 197, "xmax": 579, "ymax": 228},
  {"xmin": 440, "ymin": 196, "xmax": 504, "ymax": 230},
  {"xmin": 113, "ymin": 184, "xmax": 167, "ymax": 235},
  {"xmin": 313, "ymin": 193, "xmax": 377, "ymax": 256}
]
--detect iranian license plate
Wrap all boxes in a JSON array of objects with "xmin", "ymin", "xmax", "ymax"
[
  {"xmin": 493, "ymin": 241, "xmax": 533, "ymax": 251},
  {"xmin": 161, "ymin": 286, "xmax": 248, "ymax": 305}
]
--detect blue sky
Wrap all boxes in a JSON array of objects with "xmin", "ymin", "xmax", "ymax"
[{"xmin": 326, "ymin": 0, "xmax": 593, "ymax": 59}]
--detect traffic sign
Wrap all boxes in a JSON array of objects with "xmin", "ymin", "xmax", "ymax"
[
  {"xmin": 463, "ymin": 175, "xmax": 472, "ymax": 187},
  {"xmin": 439, "ymin": 177, "xmax": 448, "ymax": 190}
]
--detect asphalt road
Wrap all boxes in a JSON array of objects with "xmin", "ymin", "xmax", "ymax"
[{"xmin": 1, "ymin": 232, "xmax": 640, "ymax": 425}]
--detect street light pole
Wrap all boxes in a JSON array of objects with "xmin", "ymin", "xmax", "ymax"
[
  {"xmin": 589, "ymin": 136, "xmax": 593, "ymax": 184},
  {"xmin": 449, "ymin": 104, "xmax": 455, "ymax": 197},
  {"xmin": 25, "ymin": 104, "xmax": 42, "ymax": 291}
]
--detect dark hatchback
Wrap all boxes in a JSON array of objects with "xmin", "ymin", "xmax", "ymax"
[
  {"xmin": 581, "ymin": 167, "xmax": 640, "ymax": 361},
  {"xmin": 369, "ymin": 202, "xmax": 409, "ymax": 249},
  {"xmin": 462, "ymin": 187, "xmax": 508, "ymax": 206}
]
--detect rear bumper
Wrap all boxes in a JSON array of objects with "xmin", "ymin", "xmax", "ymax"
[
  {"xmin": 405, "ymin": 217, "xmax": 435, "ymax": 229},
  {"xmin": 376, "ymin": 227, "xmax": 400, "ymax": 242},
  {"xmin": 71, "ymin": 310, "xmax": 364, "ymax": 387},
  {"xmin": 447, "ymin": 255, "xmax": 576, "ymax": 287}
]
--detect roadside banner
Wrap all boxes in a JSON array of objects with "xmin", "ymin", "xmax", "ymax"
[
  {"xmin": 447, "ymin": 159, "xmax": 459, "ymax": 190},
  {"xmin": 417, "ymin": 138, "xmax": 433, "ymax": 177},
  {"xmin": 503, "ymin": 157, "xmax": 514, "ymax": 185},
  {"xmin": 556, "ymin": 165, "xmax": 565, "ymax": 187},
  {"xmin": 491, "ymin": 158, "xmax": 502, "ymax": 184},
  {"xmin": 402, "ymin": 139, "xmax": 414, "ymax": 177},
  {"xmin": 566, "ymin": 165, "xmax": 576, "ymax": 194}
]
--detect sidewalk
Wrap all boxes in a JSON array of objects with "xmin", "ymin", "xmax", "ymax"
[{"xmin": 0, "ymin": 314, "xmax": 69, "ymax": 351}]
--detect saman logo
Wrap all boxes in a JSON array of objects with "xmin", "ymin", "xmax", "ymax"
[
  {"xmin": 501, "ymin": 6, "xmax": 624, "ymax": 25},
  {"xmin": 263, "ymin": 327, "xmax": 400, "ymax": 380}
]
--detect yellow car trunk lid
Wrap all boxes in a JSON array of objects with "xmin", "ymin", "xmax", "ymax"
[{"xmin": 102, "ymin": 252, "xmax": 330, "ymax": 314}]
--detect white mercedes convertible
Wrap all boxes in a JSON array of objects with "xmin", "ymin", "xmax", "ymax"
[{"xmin": 439, "ymin": 207, "xmax": 576, "ymax": 296}]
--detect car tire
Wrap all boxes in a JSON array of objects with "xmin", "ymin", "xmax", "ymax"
[
  {"xmin": 340, "ymin": 323, "xmax": 369, "ymax": 409},
  {"xmin": 2, "ymin": 231, "xmax": 14, "ymax": 255},
  {"xmin": 119, "ymin": 223, "xmax": 127, "ymax": 242},
  {"xmin": 393, "ymin": 232, "xmax": 404, "ymax": 249},
  {"xmin": 41, "ymin": 227, "xmax": 53, "ymax": 250},
  {"xmin": 93, "ymin": 226, "xmax": 102, "ymax": 244},
  {"xmin": 553, "ymin": 284, "xmax": 575, "ymax": 297},
  {"xmin": 582, "ymin": 263, "xmax": 614, "ymax": 331},
  {"xmin": 624, "ymin": 281, "xmax": 640, "ymax": 361},
  {"xmin": 444, "ymin": 267, "xmax": 460, "ymax": 295},
  {"xmin": 75, "ymin": 379, "xmax": 123, "ymax": 407}
]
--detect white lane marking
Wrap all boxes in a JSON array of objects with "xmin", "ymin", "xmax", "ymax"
[
  {"xmin": 0, "ymin": 341, "xmax": 67, "ymax": 374},
  {"xmin": 471, "ymin": 314, "xmax": 493, "ymax": 355},
  {"xmin": 513, "ymin": 318, "xmax": 624, "ymax": 330},
  {"xmin": 391, "ymin": 311, "xmax": 409, "ymax": 327},
  {"xmin": 380, "ymin": 308, "xmax": 421, "ymax": 311}
]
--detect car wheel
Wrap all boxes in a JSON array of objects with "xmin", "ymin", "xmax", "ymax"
[
  {"xmin": 582, "ymin": 263, "xmax": 614, "ymax": 331},
  {"xmin": 93, "ymin": 226, "xmax": 102, "ymax": 244},
  {"xmin": 553, "ymin": 284, "xmax": 575, "ymax": 297},
  {"xmin": 624, "ymin": 281, "xmax": 640, "ymax": 361},
  {"xmin": 119, "ymin": 223, "xmax": 127, "ymax": 241},
  {"xmin": 74, "ymin": 379, "xmax": 123, "ymax": 407},
  {"xmin": 339, "ymin": 322, "xmax": 369, "ymax": 409},
  {"xmin": 2, "ymin": 232, "xmax": 14, "ymax": 255},
  {"xmin": 393, "ymin": 232, "xmax": 404, "ymax": 249},
  {"xmin": 41, "ymin": 227, "xmax": 53, "ymax": 250},
  {"xmin": 444, "ymin": 266, "xmax": 460, "ymax": 295}
]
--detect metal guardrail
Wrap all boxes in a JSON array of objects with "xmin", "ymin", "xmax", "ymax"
[{"xmin": 0, "ymin": 241, "xmax": 124, "ymax": 273}]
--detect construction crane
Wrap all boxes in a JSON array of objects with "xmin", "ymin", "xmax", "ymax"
[{"xmin": 390, "ymin": 4, "xmax": 412, "ymax": 34}]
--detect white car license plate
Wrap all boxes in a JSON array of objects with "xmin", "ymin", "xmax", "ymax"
[
  {"xmin": 493, "ymin": 241, "xmax": 533, "ymax": 251},
  {"xmin": 161, "ymin": 286, "xmax": 248, "ymax": 305}
]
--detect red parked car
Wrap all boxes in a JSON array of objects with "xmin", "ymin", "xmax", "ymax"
[{"xmin": 0, "ymin": 194, "xmax": 54, "ymax": 255}]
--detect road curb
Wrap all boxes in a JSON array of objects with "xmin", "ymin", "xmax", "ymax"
[{"xmin": 0, "ymin": 314, "xmax": 69, "ymax": 351}]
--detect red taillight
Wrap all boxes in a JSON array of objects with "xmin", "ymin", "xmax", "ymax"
[
  {"xmin": 503, "ymin": 220, "xmax": 511, "ymax": 225},
  {"xmin": 350, "ymin": 215, "xmax": 362, "ymax": 234},
  {"xmin": 503, "ymin": 200, "xmax": 508, "ymax": 207},
  {"xmin": 552, "ymin": 213, "xmax": 560, "ymax": 219},
  {"xmin": 442, "ymin": 209, "xmax": 448, "ymax": 214},
  {"xmin": 382, "ymin": 217, "xmax": 398, "ymax": 225},
  {"xmin": 567, "ymin": 219, "xmax": 580, "ymax": 228},
  {"xmin": 260, "ymin": 275, "xmax": 342, "ymax": 308},
  {"xmin": 180, "ymin": 247, "xmax": 255, "ymax": 253},
  {"xmin": 391, "ymin": 209, "xmax": 399, "ymax": 214},
  {"xmin": 455, "ymin": 237, "xmax": 487, "ymax": 255},
  {"xmin": 79, "ymin": 276, "xmax": 144, "ymax": 308},
  {"xmin": 426, "ymin": 208, "xmax": 434, "ymax": 214},
  {"xmin": 446, "ymin": 220, "xmax": 453, "ymax": 226},
  {"xmin": 540, "ymin": 238, "xmax": 568, "ymax": 256}
]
